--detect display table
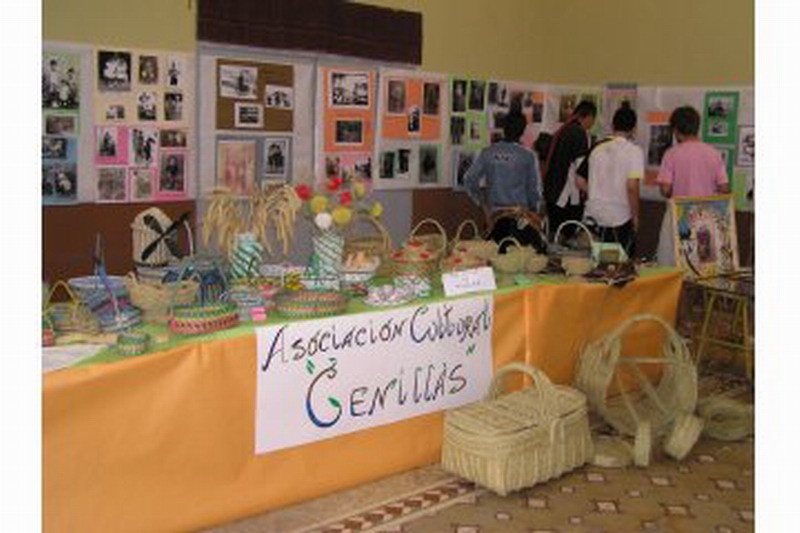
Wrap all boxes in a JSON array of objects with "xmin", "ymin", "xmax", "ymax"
[{"xmin": 43, "ymin": 268, "xmax": 683, "ymax": 533}]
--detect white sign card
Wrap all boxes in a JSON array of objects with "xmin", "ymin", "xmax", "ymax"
[
  {"xmin": 255, "ymin": 295, "xmax": 494, "ymax": 454},
  {"xmin": 441, "ymin": 266, "xmax": 497, "ymax": 297}
]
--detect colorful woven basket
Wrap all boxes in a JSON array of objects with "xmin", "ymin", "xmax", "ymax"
[
  {"xmin": 275, "ymin": 290, "xmax": 349, "ymax": 319},
  {"xmin": 115, "ymin": 330, "xmax": 151, "ymax": 356},
  {"xmin": 125, "ymin": 272, "xmax": 199, "ymax": 323},
  {"xmin": 168, "ymin": 302, "xmax": 240, "ymax": 335},
  {"xmin": 44, "ymin": 280, "xmax": 100, "ymax": 335}
]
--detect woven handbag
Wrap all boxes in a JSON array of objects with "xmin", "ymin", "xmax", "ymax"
[{"xmin": 442, "ymin": 362, "xmax": 593, "ymax": 496}]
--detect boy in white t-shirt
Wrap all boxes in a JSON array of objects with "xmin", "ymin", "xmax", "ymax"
[{"xmin": 576, "ymin": 103, "xmax": 643, "ymax": 257}]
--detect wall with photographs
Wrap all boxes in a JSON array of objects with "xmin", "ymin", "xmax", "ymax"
[{"xmin": 357, "ymin": 0, "xmax": 753, "ymax": 86}]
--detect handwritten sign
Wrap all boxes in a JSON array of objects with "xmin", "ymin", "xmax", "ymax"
[
  {"xmin": 255, "ymin": 296, "xmax": 494, "ymax": 454},
  {"xmin": 441, "ymin": 266, "xmax": 497, "ymax": 297}
]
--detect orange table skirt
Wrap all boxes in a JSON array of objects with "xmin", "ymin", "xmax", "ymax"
[{"xmin": 43, "ymin": 271, "xmax": 682, "ymax": 532}]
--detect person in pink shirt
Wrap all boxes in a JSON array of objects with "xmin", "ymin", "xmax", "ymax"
[{"xmin": 656, "ymin": 106, "xmax": 730, "ymax": 264}]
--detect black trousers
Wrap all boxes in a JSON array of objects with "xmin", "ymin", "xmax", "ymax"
[
  {"xmin": 545, "ymin": 201, "xmax": 584, "ymax": 240},
  {"xmin": 488, "ymin": 216, "xmax": 548, "ymax": 254},
  {"xmin": 589, "ymin": 219, "xmax": 637, "ymax": 258}
]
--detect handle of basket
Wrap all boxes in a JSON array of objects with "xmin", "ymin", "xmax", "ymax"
[
  {"xmin": 599, "ymin": 314, "xmax": 682, "ymax": 366},
  {"xmin": 553, "ymin": 220, "xmax": 595, "ymax": 248},
  {"xmin": 487, "ymin": 362, "xmax": 559, "ymax": 418},
  {"xmin": 45, "ymin": 280, "xmax": 81, "ymax": 309},
  {"xmin": 183, "ymin": 218, "xmax": 195, "ymax": 258},
  {"xmin": 453, "ymin": 219, "xmax": 480, "ymax": 243},
  {"xmin": 346, "ymin": 213, "xmax": 392, "ymax": 247},
  {"xmin": 409, "ymin": 218, "xmax": 447, "ymax": 252},
  {"xmin": 495, "ymin": 235, "xmax": 522, "ymax": 252}
]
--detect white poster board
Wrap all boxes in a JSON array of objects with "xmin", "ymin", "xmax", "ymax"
[{"xmin": 255, "ymin": 295, "xmax": 494, "ymax": 454}]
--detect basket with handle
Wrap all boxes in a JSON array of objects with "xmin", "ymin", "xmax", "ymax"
[
  {"xmin": 449, "ymin": 219, "xmax": 497, "ymax": 261},
  {"xmin": 490, "ymin": 236, "xmax": 535, "ymax": 274},
  {"xmin": 573, "ymin": 314, "xmax": 698, "ymax": 438},
  {"xmin": 552, "ymin": 220, "xmax": 596, "ymax": 275},
  {"xmin": 442, "ymin": 362, "xmax": 593, "ymax": 496},
  {"xmin": 391, "ymin": 218, "xmax": 447, "ymax": 280},
  {"xmin": 131, "ymin": 207, "xmax": 192, "ymax": 267},
  {"xmin": 343, "ymin": 214, "xmax": 394, "ymax": 277},
  {"xmin": 44, "ymin": 280, "xmax": 101, "ymax": 335},
  {"xmin": 125, "ymin": 270, "xmax": 200, "ymax": 324}
]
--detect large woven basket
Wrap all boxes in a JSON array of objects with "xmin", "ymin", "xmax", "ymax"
[
  {"xmin": 125, "ymin": 272, "xmax": 200, "ymax": 323},
  {"xmin": 343, "ymin": 214, "xmax": 394, "ymax": 277},
  {"xmin": 573, "ymin": 314, "xmax": 698, "ymax": 438},
  {"xmin": 442, "ymin": 362, "xmax": 594, "ymax": 496},
  {"xmin": 392, "ymin": 218, "xmax": 447, "ymax": 280},
  {"xmin": 450, "ymin": 219, "xmax": 497, "ymax": 261}
]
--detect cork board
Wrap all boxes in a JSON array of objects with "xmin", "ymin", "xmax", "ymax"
[{"xmin": 216, "ymin": 58, "xmax": 293, "ymax": 132}]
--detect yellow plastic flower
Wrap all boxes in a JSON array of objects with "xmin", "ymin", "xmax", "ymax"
[
  {"xmin": 353, "ymin": 179, "xmax": 367, "ymax": 199},
  {"xmin": 332, "ymin": 206, "xmax": 353, "ymax": 226},
  {"xmin": 309, "ymin": 195, "xmax": 329, "ymax": 214},
  {"xmin": 370, "ymin": 201, "xmax": 384, "ymax": 218}
]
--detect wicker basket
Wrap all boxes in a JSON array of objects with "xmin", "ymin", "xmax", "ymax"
[
  {"xmin": 131, "ymin": 207, "xmax": 191, "ymax": 267},
  {"xmin": 392, "ymin": 219, "xmax": 447, "ymax": 280},
  {"xmin": 44, "ymin": 280, "xmax": 101, "ymax": 335},
  {"xmin": 168, "ymin": 302, "xmax": 240, "ymax": 335},
  {"xmin": 442, "ymin": 254, "xmax": 487, "ymax": 273},
  {"xmin": 275, "ymin": 290, "xmax": 349, "ymax": 319},
  {"xmin": 406, "ymin": 218, "xmax": 447, "ymax": 254},
  {"xmin": 490, "ymin": 237, "xmax": 536, "ymax": 274},
  {"xmin": 450, "ymin": 219, "xmax": 498, "ymax": 261},
  {"xmin": 573, "ymin": 314, "xmax": 698, "ymax": 438},
  {"xmin": 116, "ymin": 330, "xmax": 151, "ymax": 356},
  {"xmin": 442, "ymin": 362, "xmax": 594, "ymax": 496},
  {"xmin": 125, "ymin": 272, "xmax": 199, "ymax": 323},
  {"xmin": 343, "ymin": 214, "xmax": 394, "ymax": 277}
]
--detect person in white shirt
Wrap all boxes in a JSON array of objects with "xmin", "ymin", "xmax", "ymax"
[{"xmin": 575, "ymin": 102, "xmax": 643, "ymax": 257}]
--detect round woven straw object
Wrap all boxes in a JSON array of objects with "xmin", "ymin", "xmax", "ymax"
[
  {"xmin": 633, "ymin": 420, "xmax": 652, "ymax": 467},
  {"xmin": 697, "ymin": 396, "xmax": 754, "ymax": 441},
  {"xmin": 562, "ymin": 255, "xmax": 593, "ymax": 276},
  {"xmin": 663, "ymin": 413, "xmax": 705, "ymax": 460},
  {"xmin": 526, "ymin": 254, "xmax": 548, "ymax": 274},
  {"xmin": 591, "ymin": 436, "xmax": 633, "ymax": 468}
]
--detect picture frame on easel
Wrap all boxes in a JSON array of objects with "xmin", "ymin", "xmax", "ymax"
[{"xmin": 671, "ymin": 195, "xmax": 739, "ymax": 279}]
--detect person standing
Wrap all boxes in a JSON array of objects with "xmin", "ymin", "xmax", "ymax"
[
  {"xmin": 655, "ymin": 105, "xmax": 730, "ymax": 264},
  {"xmin": 576, "ymin": 103, "xmax": 643, "ymax": 257},
  {"xmin": 542, "ymin": 100, "xmax": 597, "ymax": 238}
]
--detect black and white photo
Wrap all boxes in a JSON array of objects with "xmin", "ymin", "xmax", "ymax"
[
  {"xmin": 160, "ymin": 129, "xmax": 187, "ymax": 148},
  {"xmin": 42, "ymin": 162, "xmax": 77, "ymax": 201},
  {"xmin": 159, "ymin": 152, "xmax": 186, "ymax": 192},
  {"xmin": 468, "ymin": 80, "xmax": 486, "ymax": 111},
  {"xmin": 469, "ymin": 120, "xmax": 481, "ymax": 142},
  {"xmin": 139, "ymin": 55, "xmax": 159, "ymax": 84},
  {"xmin": 219, "ymin": 64, "xmax": 258, "ymax": 99},
  {"xmin": 105, "ymin": 104, "xmax": 125, "ymax": 121},
  {"xmin": 45, "ymin": 114, "xmax": 77, "ymax": 135},
  {"xmin": 737, "ymin": 125, "xmax": 754, "ymax": 167},
  {"xmin": 42, "ymin": 54, "xmax": 79, "ymax": 109},
  {"xmin": 129, "ymin": 168, "xmax": 154, "ymax": 200},
  {"xmin": 42, "ymin": 137, "xmax": 68, "ymax": 159},
  {"xmin": 453, "ymin": 150, "xmax": 475, "ymax": 190},
  {"xmin": 397, "ymin": 149, "xmax": 411, "ymax": 176},
  {"xmin": 335, "ymin": 120, "xmax": 363, "ymax": 144},
  {"xmin": 137, "ymin": 91, "xmax": 157, "ymax": 121},
  {"xmin": 97, "ymin": 127, "xmax": 118, "ymax": 157},
  {"xmin": 98, "ymin": 50, "xmax": 132, "ymax": 92},
  {"xmin": 387, "ymin": 80, "xmax": 405, "ymax": 114},
  {"xmin": 97, "ymin": 167, "xmax": 128, "ymax": 202},
  {"xmin": 647, "ymin": 124, "xmax": 673, "ymax": 167},
  {"xmin": 131, "ymin": 127, "xmax": 158, "ymax": 166},
  {"xmin": 263, "ymin": 139, "xmax": 289, "ymax": 180},
  {"xmin": 407, "ymin": 106, "xmax": 420, "ymax": 134},
  {"xmin": 330, "ymin": 71, "xmax": 370, "ymax": 107},
  {"xmin": 380, "ymin": 151, "xmax": 395, "ymax": 179},
  {"xmin": 164, "ymin": 92, "xmax": 183, "ymax": 121},
  {"xmin": 451, "ymin": 79, "xmax": 467, "ymax": 113},
  {"xmin": 423, "ymin": 82, "xmax": 440, "ymax": 115},
  {"xmin": 419, "ymin": 145, "xmax": 439, "ymax": 184},
  {"xmin": 165, "ymin": 56, "xmax": 185, "ymax": 88},
  {"xmin": 264, "ymin": 85, "xmax": 293, "ymax": 109},
  {"xmin": 234, "ymin": 102, "xmax": 264, "ymax": 129},
  {"xmin": 450, "ymin": 116, "xmax": 465, "ymax": 145}
]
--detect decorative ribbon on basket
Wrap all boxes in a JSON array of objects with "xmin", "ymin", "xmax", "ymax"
[
  {"xmin": 229, "ymin": 232, "xmax": 264, "ymax": 281},
  {"xmin": 442, "ymin": 362, "xmax": 594, "ymax": 496},
  {"xmin": 391, "ymin": 218, "xmax": 447, "ymax": 280}
]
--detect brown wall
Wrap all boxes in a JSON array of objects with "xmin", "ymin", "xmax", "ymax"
[{"xmin": 42, "ymin": 202, "xmax": 196, "ymax": 287}]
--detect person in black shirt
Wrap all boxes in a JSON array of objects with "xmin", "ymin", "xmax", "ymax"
[{"xmin": 542, "ymin": 100, "xmax": 597, "ymax": 239}]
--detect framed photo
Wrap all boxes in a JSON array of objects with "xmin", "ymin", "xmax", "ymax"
[
  {"xmin": 44, "ymin": 113, "xmax": 77, "ymax": 135},
  {"xmin": 97, "ymin": 50, "xmax": 132, "ymax": 92},
  {"xmin": 387, "ymin": 79, "xmax": 406, "ymax": 114},
  {"xmin": 379, "ymin": 151, "xmax": 395, "ymax": 179},
  {"xmin": 158, "ymin": 152, "xmax": 187, "ymax": 195},
  {"xmin": 419, "ymin": 145, "xmax": 439, "ymax": 184},
  {"xmin": 263, "ymin": 138, "xmax": 290, "ymax": 182},
  {"xmin": 329, "ymin": 71, "xmax": 370, "ymax": 108},
  {"xmin": 407, "ymin": 106, "xmax": 420, "ymax": 135},
  {"xmin": 468, "ymin": 80, "xmax": 486, "ymax": 111},
  {"xmin": 452, "ymin": 149, "xmax": 475, "ymax": 190},
  {"xmin": 703, "ymin": 91, "xmax": 739, "ymax": 145},
  {"xmin": 137, "ymin": 91, "xmax": 157, "ymax": 121},
  {"xmin": 164, "ymin": 92, "xmax": 183, "ymax": 121},
  {"xmin": 138, "ymin": 55, "xmax": 159, "ymax": 85},
  {"xmin": 129, "ymin": 167, "xmax": 155, "ymax": 201},
  {"xmin": 671, "ymin": 195, "xmax": 739, "ymax": 279},
  {"xmin": 334, "ymin": 119, "xmax": 363, "ymax": 145},
  {"xmin": 159, "ymin": 129, "xmax": 187, "ymax": 148},
  {"xmin": 42, "ymin": 52, "xmax": 79, "ymax": 109},
  {"xmin": 234, "ymin": 102, "xmax": 264, "ymax": 129},
  {"xmin": 423, "ymin": 82, "xmax": 440, "ymax": 115},
  {"xmin": 264, "ymin": 85, "xmax": 293, "ymax": 109},
  {"xmin": 451, "ymin": 79, "xmax": 467, "ymax": 113},
  {"xmin": 219, "ymin": 64, "xmax": 258, "ymax": 99},
  {"xmin": 647, "ymin": 124, "xmax": 673, "ymax": 167},
  {"xmin": 96, "ymin": 126, "xmax": 119, "ymax": 158},
  {"xmin": 104, "ymin": 104, "xmax": 126, "ymax": 121},
  {"xmin": 165, "ymin": 56, "xmax": 186, "ymax": 89},
  {"xmin": 42, "ymin": 161, "xmax": 77, "ymax": 204},
  {"xmin": 97, "ymin": 167, "xmax": 128, "ymax": 203},
  {"xmin": 737, "ymin": 125, "xmax": 754, "ymax": 167},
  {"xmin": 397, "ymin": 149, "xmax": 411, "ymax": 179},
  {"xmin": 130, "ymin": 127, "xmax": 158, "ymax": 167},
  {"xmin": 450, "ymin": 116, "xmax": 465, "ymax": 145},
  {"xmin": 42, "ymin": 137, "xmax": 68, "ymax": 159},
  {"xmin": 216, "ymin": 139, "xmax": 256, "ymax": 195}
]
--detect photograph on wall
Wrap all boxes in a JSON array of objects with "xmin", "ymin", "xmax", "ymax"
[
  {"xmin": 487, "ymin": 82, "xmax": 510, "ymax": 108},
  {"xmin": 264, "ymin": 85, "xmax": 293, "ymax": 109},
  {"xmin": 452, "ymin": 149, "xmax": 475, "ymax": 190},
  {"xmin": 138, "ymin": 55, "xmax": 159, "ymax": 85},
  {"xmin": 450, "ymin": 116, "xmax": 466, "ymax": 145},
  {"xmin": 97, "ymin": 167, "xmax": 128, "ymax": 202},
  {"xmin": 129, "ymin": 167, "xmax": 154, "ymax": 201},
  {"xmin": 387, "ymin": 80, "xmax": 406, "ymax": 114},
  {"xmin": 164, "ymin": 92, "xmax": 183, "ymax": 121},
  {"xmin": 96, "ymin": 126, "xmax": 119, "ymax": 158},
  {"xmin": 604, "ymin": 82, "xmax": 637, "ymax": 135},
  {"xmin": 732, "ymin": 169, "xmax": 754, "ymax": 212},
  {"xmin": 165, "ymin": 56, "xmax": 186, "ymax": 89},
  {"xmin": 423, "ymin": 82, "xmax": 440, "ymax": 115},
  {"xmin": 737, "ymin": 125, "xmax": 754, "ymax": 167},
  {"xmin": 451, "ymin": 79, "xmax": 467, "ymax": 113},
  {"xmin": 44, "ymin": 113, "xmax": 78, "ymax": 135},
  {"xmin": 713, "ymin": 145, "xmax": 735, "ymax": 184},
  {"xmin": 219, "ymin": 64, "xmax": 258, "ymax": 99},
  {"xmin": 104, "ymin": 104, "xmax": 126, "ymax": 121},
  {"xmin": 671, "ymin": 196, "xmax": 739, "ymax": 278},
  {"xmin": 42, "ymin": 136, "xmax": 77, "ymax": 204},
  {"xmin": 418, "ymin": 145, "xmax": 439, "ymax": 184},
  {"xmin": 216, "ymin": 139, "xmax": 256, "ymax": 195},
  {"xmin": 234, "ymin": 102, "xmax": 264, "ymax": 129},
  {"xmin": 468, "ymin": 80, "xmax": 486, "ymax": 111},
  {"xmin": 95, "ymin": 126, "xmax": 129, "ymax": 166},
  {"xmin": 407, "ymin": 106, "xmax": 421, "ymax": 135},
  {"xmin": 263, "ymin": 138, "xmax": 290, "ymax": 182},
  {"xmin": 130, "ymin": 127, "xmax": 158, "ymax": 167},
  {"xmin": 379, "ymin": 151, "xmax": 396, "ymax": 179},
  {"xmin": 160, "ymin": 129, "xmax": 187, "ymax": 148},
  {"xmin": 558, "ymin": 93, "xmax": 578, "ymax": 123},
  {"xmin": 397, "ymin": 149, "xmax": 411, "ymax": 179},
  {"xmin": 334, "ymin": 119, "xmax": 364, "ymax": 145},
  {"xmin": 330, "ymin": 71, "xmax": 370, "ymax": 108},
  {"xmin": 702, "ymin": 91, "xmax": 739, "ymax": 145},
  {"xmin": 469, "ymin": 119, "xmax": 482, "ymax": 142},
  {"xmin": 42, "ymin": 51, "xmax": 79, "ymax": 109},
  {"xmin": 158, "ymin": 152, "xmax": 186, "ymax": 195},
  {"xmin": 97, "ymin": 50, "xmax": 132, "ymax": 92},
  {"xmin": 137, "ymin": 91, "xmax": 158, "ymax": 121},
  {"xmin": 647, "ymin": 124, "xmax": 673, "ymax": 167},
  {"xmin": 325, "ymin": 153, "xmax": 372, "ymax": 183},
  {"xmin": 42, "ymin": 137, "xmax": 68, "ymax": 159}
]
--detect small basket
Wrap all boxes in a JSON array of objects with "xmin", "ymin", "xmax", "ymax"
[
  {"xmin": 343, "ymin": 214, "xmax": 394, "ymax": 277},
  {"xmin": 125, "ymin": 272, "xmax": 199, "ymax": 323},
  {"xmin": 116, "ymin": 330, "xmax": 151, "ymax": 356},
  {"xmin": 525, "ymin": 254, "xmax": 549, "ymax": 274},
  {"xmin": 168, "ymin": 302, "xmax": 240, "ymax": 335},
  {"xmin": 442, "ymin": 362, "xmax": 593, "ymax": 496},
  {"xmin": 490, "ymin": 237, "xmax": 535, "ymax": 274},
  {"xmin": 44, "ymin": 281, "xmax": 100, "ymax": 335},
  {"xmin": 391, "ymin": 219, "xmax": 447, "ymax": 280},
  {"xmin": 552, "ymin": 221, "xmax": 596, "ymax": 275},
  {"xmin": 406, "ymin": 218, "xmax": 447, "ymax": 255},
  {"xmin": 450, "ymin": 219, "xmax": 498, "ymax": 261},
  {"xmin": 442, "ymin": 254, "xmax": 487, "ymax": 273},
  {"xmin": 275, "ymin": 290, "xmax": 349, "ymax": 319}
]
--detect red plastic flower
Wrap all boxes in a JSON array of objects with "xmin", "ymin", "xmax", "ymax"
[
  {"xmin": 295, "ymin": 183, "xmax": 312, "ymax": 201},
  {"xmin": 339, "ymin": 190, "xmax": 352, "ymax": 206},
  {"xmin": 326, "ymin": 177, "xmax": 343, "ymax": 192}
]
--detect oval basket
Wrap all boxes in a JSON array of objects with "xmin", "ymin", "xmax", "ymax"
[
  {"xmin": 169, "ymin": 302, "xmax": 240, "ymax": 335},
  {"xmin": 392, "ymin": 219, "xmax": 447, "ymax": 280},
  {"xmin": 275, "ymin": 290, "xmax": 349, "ymax": 319},
  {"xmin": 450, "ymin": 219, "xmax": 498, "ymax": 261},
  {"xmin": 125, "ymin": 272, "xmax": 200, "ymax": 323},
  {"xmin": 573, "ymin": 314, "xmax": 698, "ymax": 438}
]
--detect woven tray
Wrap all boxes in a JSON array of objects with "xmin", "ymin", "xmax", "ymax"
[
  {"xmin": 275, "ymin": 290, "xmax": 349, "ymax": 319},
  {"xmin": 442, "ymin": 362, "xmax": 593, "ymax": 496},
  {"xmin": 169, "ymin": 302, "xmax": 240, "ymax": 335}
]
